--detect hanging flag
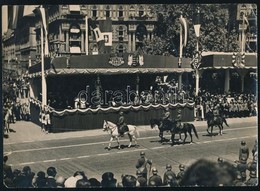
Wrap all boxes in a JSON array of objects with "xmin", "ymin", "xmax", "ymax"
[
  {"xmin": 11, "ymin": 5, "xmax": 20, "ymax": 29},
  {"xmin": 34, "ymin": 6, "xmax": 49, "ymax": 56},
  {"xmin": 179, "ymin": 15, "xmax": 188, "ymax": 47},
  {"xmin": 99, "ymin": 18, "xmax": 112, "ymax": 53},
  {"xmin": 93, "ymin": 27, "xmax": 104, "ymax": 42},
  {"xmin": 39, "ymin": 6, "xmax": 49, "ymax": 56}
]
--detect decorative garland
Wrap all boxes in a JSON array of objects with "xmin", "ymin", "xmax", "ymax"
[{"xmin": 29, "ymin": 98, "xmax": 194, "ymax": 117}]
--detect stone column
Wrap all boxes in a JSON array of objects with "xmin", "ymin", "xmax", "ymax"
[
  {"xmin": 66, "ymin": 31, "xmax": 69, "ymax": 52},
  {"xmin": 132, "ymin": 32, "xmax": 136, "ymax": 52},
  {"xmin": 81, "ymin": 31, "xmax": 84, "ymax": 53},
  {"xmin": 128, "ymin": 33, "xmax": 132, "ymax": 52},
  {"xmin": 224, "ymin": 69, "xmax": 230, "ymax": 94}
]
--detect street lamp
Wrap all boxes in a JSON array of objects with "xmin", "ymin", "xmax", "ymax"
[{"xmin": 192, "ymin": 7, "xmax": 202, "ymax": 96}]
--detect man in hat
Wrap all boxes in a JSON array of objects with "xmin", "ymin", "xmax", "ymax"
[
  {"xmin": 176, "ymin": 164, "xmax": 185, "ymax": 183},
  {"xmin": 117, "ymin": 111, "xmax": 128, "ymax": 137},
  {"xmin": 163, "ymin": 164, "xmax": 177, "ymax": 186},
  {"xmin": 176, "ymin": 109, "xmax": 183, "ymax": 130},
  {"xmin": 101, "ymin": 172, "xmax": 117, "ymax": 187},
  {"xmin": 148, "ymin": 167, "xmax": 162, "ymax": 187},
  {"xmin": 239, "ymin": 140, "xmax": 249, "ymax": 161},
  {"xmin": 135, "ymin": 151, "xmax": 152, "ymax": 180}
]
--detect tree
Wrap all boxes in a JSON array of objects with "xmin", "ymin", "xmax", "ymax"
[{"xmin": 143, "ymin": 4, "xmax": 240, "ymax": 57}]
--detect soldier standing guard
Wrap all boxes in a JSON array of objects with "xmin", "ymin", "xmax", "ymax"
[
  {"xmin": 135, "ymin": 151, "xmax": 152, "ymax": 180},
  {"xmin": 239, "ymin": 140, "xmax": 249, "ymax": 161},
  {"xmin": 148, "ymin": 167, "xmax": 162, "ymax": 187},
  {"xmin": 163, "ymin": 164, "xmax": 177, "ymax": 186}
]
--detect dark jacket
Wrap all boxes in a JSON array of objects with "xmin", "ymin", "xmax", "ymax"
[{"xmin": 149, "ymin": 175, "xmax": 162, "ymax": 187}]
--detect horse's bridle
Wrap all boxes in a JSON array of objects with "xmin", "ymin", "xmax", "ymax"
[{"xmin": 105, "ymin": 122, "xmax": 117, "ymax": 133}]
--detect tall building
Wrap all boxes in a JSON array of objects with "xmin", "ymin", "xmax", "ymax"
[{"xmin": 33, "ymin": 5, "xmax": 156, "ymax": 61}]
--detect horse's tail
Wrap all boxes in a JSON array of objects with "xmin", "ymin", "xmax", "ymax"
[
  {"xmin": 223, "ymin": 118, "xmax": 229, "ymax": 127},
  {"xmin": 191, "ymin": 124, "xmax": 199, "ymax": 139},
  {"xmin": 135, "ymin": 126, "xmax": 140, "ymax": 137}
]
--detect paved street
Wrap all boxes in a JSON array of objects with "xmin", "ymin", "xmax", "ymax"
[{"xmin": 3, "ymin": 117, "xmax": 257, "ymax": 182}]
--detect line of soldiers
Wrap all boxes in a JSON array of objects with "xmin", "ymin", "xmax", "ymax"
[{"xmin": 135, "ymin": 151, "xmax": 186, "ymax": 187}]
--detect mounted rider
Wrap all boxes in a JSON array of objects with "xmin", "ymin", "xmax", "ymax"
[
  {"xmin": 176, "ymin": 109, "xmax": 183, "ymax": 130},
  {"xmin": 213, "ymin": 105, "xmax": 220, "ymax": 121},
  {"xmin": 160, "ymin": 108, "xmax": 172, "ymax": 129},
  {"xmin": 117, "ymin": 111, "xmax": 128, "ymax": 137}
]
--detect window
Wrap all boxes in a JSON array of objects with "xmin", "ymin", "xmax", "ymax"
[
  {"xmin": 118, "ymin": 26, "xmax": 124, "ymax": 36},
  {"xmin": 118, "ymin": 44, "xmax": 124, "ymax": 53},
  {"xmin": 92, "ymin": 5, "xmax": 97, "ymax": 17},
  {"xmin": 139, "ymin": 6, "xmax": 144, "ymax": 17},
  {"xmin": 118, "ymin": 6, "xmax": 123, "ymax": 17},
  {"xmin": 105, "ymin": 5, "xmax": 110, "ymax": 17}
]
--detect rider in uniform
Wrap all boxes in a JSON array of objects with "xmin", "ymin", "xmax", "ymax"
[
  {"xmin": 213, "ymin": 105, "xmax": 220, "ymax": 121},
  {"xmin": 176, "ymin": 109, "xmax": 182, "ymax": 130},
  {"xmin": 117, "ymin": 111, "xmax": 128, "ymax": 137},
  {"xmin": 160, "ymin": 108, "xmax": 171, "ymax": 129}
]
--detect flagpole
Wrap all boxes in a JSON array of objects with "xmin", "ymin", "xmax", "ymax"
[
  {"xmin": 241, "ymin": 14, "xmax": 245, "ymax": 54},
  {"xmin": 85, "ymin": 15, "xmax": 88, "ymax": 55},
  {"xmin": 179, "ymin": 15, "xmax": 183, "ymax": 68},
  {"xmin": 41, "ymin": 23, "xmax": 47, "ymax": 108}
]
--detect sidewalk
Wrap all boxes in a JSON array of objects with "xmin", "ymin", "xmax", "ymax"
[{"xmin": 3, "ymin": 117, "xmax": 257, "ymax": 144}]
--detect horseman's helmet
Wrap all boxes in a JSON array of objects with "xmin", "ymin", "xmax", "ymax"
[
  {"xmin": 178, "ymin": 109, "xmax": 182, "ymax": 114},
  {"xmin": 151, "ymin": 167, "xmax": 158, "ymax": 174},
  {"xmin": 166, "ymin": 164, "xmax": 172, "ymax": 170},
  {"xmin": 179, "ymin": 164, "xmax": 185, "ymax": 170},
  {"xmin": 165, "ymin": 107, "xmax": 169, "ymax": 112},
  {"xmin": 241, "ymin": 140, "xmax": 246, "ymax": 145},
  {"xmin": 218, "ymin": 157, "xmax": 223, "ymax": 163},
  {"xmin": 119, "ymin": 111, "xmax": 124, "ymax": 115},
  {"xmin": 140, "ymin": 151, "xmax": 145, "ymax": 156}
]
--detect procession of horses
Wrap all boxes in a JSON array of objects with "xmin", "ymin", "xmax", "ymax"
[{"xmin": 102, "ymin": 112, "xmax": 229, "ymax": 150}]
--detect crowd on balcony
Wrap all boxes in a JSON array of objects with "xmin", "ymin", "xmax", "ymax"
[{"xmin": 3, "ymin": 139, "xmax": 257, "ymax": 188}]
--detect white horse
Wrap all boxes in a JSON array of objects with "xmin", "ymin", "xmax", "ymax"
[{"xmin": 102, "ymin": 120, "xmax": 139, "ymax": 150}]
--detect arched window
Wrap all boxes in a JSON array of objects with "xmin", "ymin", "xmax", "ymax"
[
  {"xmin": 92, "ymin": 5, "xmax": 97, "ymax": 17},
  {"xmin": 139, "ymin": 6, "xmax": 144, "ymax": 17},
  {"xmin": 105, "ymin": 5, "xmax": 110, "ymax": 17},
  {"xmin": 129, "ymin": 5, "xmax": 135, "ymax": 18},
  {"xmin": 118, "ymin": 6, "xmax": 123, "ymax": 17}
]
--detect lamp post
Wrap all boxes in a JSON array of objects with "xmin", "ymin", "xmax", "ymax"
[{"xmin": 192, "ymin": 8, "xmax": 202, "ymax": 97}]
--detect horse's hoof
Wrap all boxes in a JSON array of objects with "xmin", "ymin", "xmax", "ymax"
[
  {"xmin": 128, "ymin": 145, "xmax": 131, "ymax": 148},
  {"xmin": 118, "ymin": 147, "xmax": 121, "ymax": 150},
  {"xmin": 107, "ymin": 147, "xmax": 111, "ymax": 150}
]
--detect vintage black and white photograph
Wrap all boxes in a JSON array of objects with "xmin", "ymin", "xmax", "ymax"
[{"xmin": 2, "ymin": 3, "xmax": 258, "ymax": 188}]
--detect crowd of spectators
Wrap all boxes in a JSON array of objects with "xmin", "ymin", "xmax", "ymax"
[
  {"xmin": 194, "ymin": 91, "xmax": 257, "ymax": 121},
  {"xmin": 3, "ymin": 140, "xmax": 257, "ymax": 188}
]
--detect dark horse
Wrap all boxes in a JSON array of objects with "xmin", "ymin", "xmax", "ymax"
[
  {"xmin": 206, "ymin": 112, "xmax": 229, "ymax": 136},
  {"xmin": 150, "ymin": 118, "xmax": 199, "ymax": 146}
]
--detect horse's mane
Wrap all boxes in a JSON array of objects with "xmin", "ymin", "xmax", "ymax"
[{"xmin": 106, "ymin": 120, "xmax": 117, "ymax": 127}]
